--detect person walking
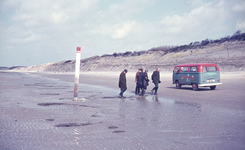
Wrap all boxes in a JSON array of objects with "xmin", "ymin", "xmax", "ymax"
[
  {"xmin": 139, "ymin": 69, "xmax": 149, "ymax": 96},
  {"xmin": 135, "ymin": 68, "xmax": 142, "ymax": 95},
  {"xmin": 151, "ymin": 68, "xmax": 161, "ymax": 95},
  {"xmin": 119, "ymin": 69, "xmax": 128, "ymax": 98}
]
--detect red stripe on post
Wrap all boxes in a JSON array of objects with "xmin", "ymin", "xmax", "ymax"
[{"xmin": 77, "ymin": 47, "xmax": 81, "ymax": 52}]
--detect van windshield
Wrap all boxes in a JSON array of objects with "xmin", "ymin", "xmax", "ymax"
[{"xmin": 203, "ymin": 66, "xmax": 217, "ymax": 72}]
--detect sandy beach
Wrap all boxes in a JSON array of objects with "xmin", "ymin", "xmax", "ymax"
[
  {"xmin": 27, "ymin": 70, "xmax": 245, "ymax": 109},
  {"xmin": 1, "ymin": 71, "xmax": 245, "ymax": 149}
]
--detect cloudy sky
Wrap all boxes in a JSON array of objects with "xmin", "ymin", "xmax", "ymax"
[{"xmin": 0, "ymin": 0, "xmax": 244, "ymax": 67}]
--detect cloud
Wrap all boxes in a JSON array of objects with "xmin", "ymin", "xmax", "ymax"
[
  {"xmin": 236, "ymin": 20, "xmax": 245, "ymax": 30},
  {"xmin": 1, "ymin": 0, "xmax": 99, "ymax": 45},
  {"xmin": 233, "ymin": 1, "xmax": 245, "ymax": 12},
  {"xmin": 91, "ymin": 21, "xmax": 139, "ymax": 39},
  {"xmin": 111, "ymin": 21, "xmax": 135, "ymax": 39},
  {"xmin": 10, "ymin": 0, "xmax": 98, "ymax": 25},
  {"xmin": 96, "ymin": 0, "xmax": 152, "ymax": 22},
  {"xmin": 160, "ymin": 1, "xmax": 229, "ymax": 36}
]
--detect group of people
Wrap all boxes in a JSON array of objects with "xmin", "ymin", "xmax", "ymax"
[{"xmin": 118, "ymin": 68, "xmax": 161, "ymax": 98}]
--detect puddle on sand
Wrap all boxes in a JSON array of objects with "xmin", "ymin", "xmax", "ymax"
[
  {"xmin": 54, "ymin": 121, "xmax": 103, "ymax": 127},
  {"xmin": 175, "ymin": 101, "xmax": 201, "ymax": 108},
  {"xmin": 40, "ymin": 93, "xmax": 60, "ymax": 95},
  {"xmin": 25, "ymin": 84, "xmax": 54, "ymax": 87},
  {"xmin": 59, "ymin": 98, "xmax": 69, "ymax": 100},
  {"xmin": 38, "ymin": 103, "xmax": 67, "ymax": 106},
  {"xmin": 54, "ymin": 123, "xmax": 93, "ymax": 127},
  {"xmin": 68, "ymin": 91, "xmax": 102, "ymax": 94},
  {"xmin": 91, "ymin": 113, "xmax": 100, "ymax": 117},
  {"xmin": 101, "ymin": 96, "xmax": 118, "ymax": 99},
  {"xmin": 108, "ymin": 126, "xmax": 118, "ymax": 129},
  {"xmin": 39, "ymin": 88, "xmax": 66, "ymax": 90},
  {"xmin": 45, "ymin": 119, "xmax": 54, "ymax": 121},
  {"xmin": 79, "ymin": 105, "xmax": 98, "ymax": 108},
  {"xmin": 113, "ymin": 130, "xmax": 125, "ymax": 133},
  {"xmin": 37, "ymin": 103, "xmax": 99, "ymax": 108}
]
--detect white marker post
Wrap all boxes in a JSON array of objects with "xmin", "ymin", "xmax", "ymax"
[{"xmin": 73, "ymin": 47, "xmax": 81, "ymax": 101}]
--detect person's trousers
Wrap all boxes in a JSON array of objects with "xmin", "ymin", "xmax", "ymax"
[
  {"xmin": 141, "ymin": 88, "xmax": 145, "ymax": 96},
  {"xmin": 135, "ymin": 83, "xmax": 140, "ymax": 94},
  {"xmin": 152, "ymin": 83, "xmax": 159, "ymax": 94},
  {"xmin": 120, "ymin": 89, "xmax": 126, "ymax": 97}
]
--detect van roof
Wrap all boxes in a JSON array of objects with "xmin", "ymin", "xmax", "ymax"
[{"xmin": 175, "ymin": 63, "xmax": 218, "ymax": 67}]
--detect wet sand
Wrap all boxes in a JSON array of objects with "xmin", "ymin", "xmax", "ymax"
[
  {"xmin": 0, "ymin": 71, "xmax": 245, "ymax": 149},
  {"xmin": 28, "ymin": 71, "xmax": 245, "ymax": 110}
]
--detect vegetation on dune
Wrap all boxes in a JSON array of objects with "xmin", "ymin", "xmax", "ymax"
[
  {"xmin": 108, "ymin": 30, "xmax": 245, "ymax": 57},
  {"xmin": 4, "ymin": 31, "xmax": 245, "ymax": 72}
]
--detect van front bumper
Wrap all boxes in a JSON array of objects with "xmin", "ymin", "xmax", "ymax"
[{"xmin": 198, "ymin": 83, "xmax": 222, "ymax": 87}]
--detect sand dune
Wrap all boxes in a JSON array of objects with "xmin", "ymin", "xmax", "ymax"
[{"xmin": 13, "ymin": 40, "xmax": 245, "ymax": 72}]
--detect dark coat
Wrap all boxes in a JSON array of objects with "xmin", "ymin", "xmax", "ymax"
[
  {"xmin": 135, "ymin": 71, "xmax": 140, "ymax": 83},
  {"xmin": 119, "ymin": 71, "xmax": 127, "ymax": 90},
  {"xmin": 138, "ymin": 72, "xmax": 149, "ymax": 89},
  {"xmin": 152, "ymin": 71, "xmax": 160, "ymax": 84}
]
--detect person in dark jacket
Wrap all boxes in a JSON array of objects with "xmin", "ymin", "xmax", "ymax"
[
  {"xmin": 151, "ymin": 68, "xmax": 161, "ymax": 95},
  {"xmin": 135, "ymin": 68, "xmax": 142, "ymax": 95},
  {"xmin": 119, "ymin": 69, "xmax": 128, "ymax": 98},
  {"xmin": 139, "ymin": 69, "xmax": 149, "ymax": 96}
]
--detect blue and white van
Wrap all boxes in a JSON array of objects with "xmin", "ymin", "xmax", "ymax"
[{"xmin": 172, "ymin": 63, "xmax": 222, "ymax": 91}]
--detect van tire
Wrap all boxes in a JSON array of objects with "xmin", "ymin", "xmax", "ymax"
[
  {"xmin": 176, "ymin": 81, "xmax": 181, "ymax": 89},
  {"xmin": 210, "ymin": 86, "xmax": 216, "ymax": 90},
  {"xmin": 192, "ymin": 83, "xmax": 198, "ymax": 91}
]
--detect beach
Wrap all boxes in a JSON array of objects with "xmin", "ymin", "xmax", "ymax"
[{"xmin": 0, "ymin": 71, "xmax": 245, "ymax": 149}]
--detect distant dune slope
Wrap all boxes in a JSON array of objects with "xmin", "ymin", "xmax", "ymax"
[{"xmin": 14, "ymin": 33, "xmax": 245, "ymax": 72}]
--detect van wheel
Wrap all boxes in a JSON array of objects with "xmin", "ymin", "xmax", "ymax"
[
  {"xmin": 210, "ymin": 86, "xmax": 216, "ymax": 90},
  {"xmin": 192, "ymin": 83, "xmax": 198, "ymax": 91},
  {"xmin": 176, "ymin": 81, "xmax": 181, "ymax": 89}
]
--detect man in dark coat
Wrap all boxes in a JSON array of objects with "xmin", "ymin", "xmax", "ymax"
[
  {"xmin": 151, "ymin": 68, "xmax": 161, "ymax": 95},
  {"xmin": 138, "ymin": 69, "xmax": 149, "ymax": 96},
  {"xmin": 119, "ymin": 69, "xmax": 128, "ymax": 98},
  {"xmin": 135, "ymin": 68, "xmax": 142, "ymax": 95}
]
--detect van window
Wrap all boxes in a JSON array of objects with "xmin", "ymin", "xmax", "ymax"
[
  {"xmin": 190, "ymin": 66, "xmax": 197, "ymax": 72},
  {"xmin": 207, "ymin": 66, "xmax": 217, "ymax": 72},
  {"xmin": 203, "ymin": 67, "xmax": 207, "ymax": 72},
  {"xmin": 203, "ymin": 66, "xmax": 217, "ymax": 72},
  {"xmin": 174, "ymin": 67, "xmax": 180, "ymax": 73},
  {"xmin": 181, "ymin": 67, "xmax": 188, "ymax": 72}
]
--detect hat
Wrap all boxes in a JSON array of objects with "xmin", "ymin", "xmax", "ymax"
[
  {"xmin": 124, "ymin": 69, "xmax": 128, "ymax": 73},
  {"xmin": 145, "ymin": 69, "xmax": 148, "ymax": 72}
]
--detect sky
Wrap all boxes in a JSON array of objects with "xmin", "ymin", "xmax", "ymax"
[{"xmin": 0, "ymin": 0, "xmax": 245, "ymax": 67}]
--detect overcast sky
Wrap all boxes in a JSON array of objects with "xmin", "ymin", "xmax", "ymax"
[{"xmin": 0, "ymin": 0, "xmax": 244, "ymax": 67}]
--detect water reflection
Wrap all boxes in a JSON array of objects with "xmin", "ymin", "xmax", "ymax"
[
  {"xmin": 152, "ymin": 95, "xmax": 159, "ymax": 102},
  {"xmin": 175, "ymin": 101, "xmax": 201, "ymax": 108}
]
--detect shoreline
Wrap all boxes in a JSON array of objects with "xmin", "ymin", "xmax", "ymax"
[
  {"xmin": 3, "ymin": 69, "xmax": 245, "ymax": 78},
  {"xmin": 0, "ymin": 70, "xmax": 245, "ymax": 76}
]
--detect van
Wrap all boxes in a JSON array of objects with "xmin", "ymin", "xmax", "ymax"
[{"xmin": 172, "ymin": 63, "xmax": 222, "ymax": 91}]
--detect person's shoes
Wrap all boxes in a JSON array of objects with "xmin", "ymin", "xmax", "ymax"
[
  {"xmin": 121, "ymin": 96, "xmax": 126, "ymax": 99},
  {"xmin": 151, "ymin": 90, "xmax": 154, "ymax": 94},
  {"xmin": 154, "ymin": 93, "xmax": 158, "ymax": 95}
]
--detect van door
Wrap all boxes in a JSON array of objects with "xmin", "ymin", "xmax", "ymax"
[
  {"xmin": 179, "ymin": 66, "xmax": 189, "ymax": 85},
  {"xmin": 172, "ymin": 67, "xmax": 180, "ymax": 84},
  {"xmin": 189, "ymin": 66, "xmax": 198, "ymax": 84}
]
